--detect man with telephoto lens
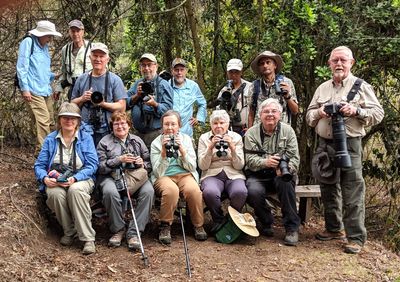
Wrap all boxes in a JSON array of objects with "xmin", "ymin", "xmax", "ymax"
[
  {"xmin": 71, "ymin": 43, "xmax": 127, "ymax": 146},
  {"xmin": 216, "ymin": 59, "xmax": 252, "ymax": 136},
  {"xmin": 245, "ymin": 98, "xmax": 300, "ymax": 246},
  {"xmin": 248, "ymin": 51, "xmax": 298, "ymax": 128},
  {"xmin": 306, "ymin": 46, "xmax": 384, "ymax": 254},
  {"xmin": 127, "ymin": 53, "xmax": 173, "ymax": 148},
  {"xmin": 54, "ymin": 19, "xmax": 92, "ymax": 102}
]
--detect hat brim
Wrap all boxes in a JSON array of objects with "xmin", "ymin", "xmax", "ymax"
[
  {"xmin": 228, "ymin": 206, "xmax": 259, "ymax": 237},
  {"xmin": 311, "ymin": 150, "xmax": 340, "ymax": 184},
  {"xmin": 29, "ymin": 30, "xmax": 62, "ymax": 37},
  {"xmin": 251, "ymin": 54, "xmax": 283, "ymax": 75},
  {"xmin": 58, "ymin": 112, "xmax": 81, "ymax": 118},
  {"xmin": 227, "ymin": 66, "xmax": 242, "ymax": 71}
]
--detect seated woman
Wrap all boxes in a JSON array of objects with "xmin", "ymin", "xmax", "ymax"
[
  {"xmin": 198, "ymin": 110, "xmax": 247, "ymax": 232},
  {"xmin": 151, "ymin": 110, "xmax": 207, "ymax": 244},
  {"xmin": 34, "ymin": 102, "xmax": 98, "ymax": 255},
  {"xmin": 97, "ymin": 111, "xmax": 154, "ymax": 250}
]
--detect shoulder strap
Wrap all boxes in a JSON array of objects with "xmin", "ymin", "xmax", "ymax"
[
  {"xmin": 83, "ymin": 41, "xmax": 91, "ymax": 73},
  {"xmin": 251, "ymin": 79, "xmax": 261, "ymax": 121},
  {"xmin": 346, "ymin": 78, "xmax": 364, "ymax": 102}
]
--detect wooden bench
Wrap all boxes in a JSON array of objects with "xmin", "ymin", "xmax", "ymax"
[{"xmin": 296, "ymin": 184, "xmax": 321, "ymax": 223}]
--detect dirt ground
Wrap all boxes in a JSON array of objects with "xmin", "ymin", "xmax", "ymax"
[{"xmin": 1, "ymin": 147, "xmax": 400, "ymax": 282}]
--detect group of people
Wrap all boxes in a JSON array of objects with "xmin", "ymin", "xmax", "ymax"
[{"xmin": 21, "ymin": 20, "xmax": 384, "ymax": 256}]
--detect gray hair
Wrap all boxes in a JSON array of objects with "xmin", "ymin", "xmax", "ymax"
[
  {"xmin": 330, "ymin": 46, "xmax": 354, "ymax": 60},
  {"xmin": 258, "ymin": 98, "xmax": 283, "ymax": 118},
  {"xmin": 210, "ymin": 110, "xmax": 230, "ymax": 124}
]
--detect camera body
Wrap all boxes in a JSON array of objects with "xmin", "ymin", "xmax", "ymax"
[
  {"xmin": 215, "ymin": 139, "xmax": 229, "ymax": 157},
  {"xmin": 165, "ymin": 135, "xmax": 179, "ymax": 159},
  {"xmin": 278, "ymin": 153, "xmax": 293, "ymax": 182},
  {"xmin": 141, "ymin": 81, "xmax": 155, "ymax": 102},
  {"xmin": 324, "ymin": 102, "xmax": 352, "ymax": 168},
  {"xmin": 274, "ymin": 75, "xmax": 288, "ymax": 96},
  {"xmin": 123, "ymin": 153, "xmax": 139, "ymax": 170}
]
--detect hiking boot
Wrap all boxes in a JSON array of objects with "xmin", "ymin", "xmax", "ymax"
[
  {"xmin": 60, "ymin": 233, "xmax": 76, "ymax": 246},
  {"xmin": 159, "ymin": 223, "xmax": 171, "ymax": 245},
  {"xmin": 108, "ymin": 229, "xmax": 125, "ymax": 247},
  {"xmin": 344, "ymin": 241, "xmax": 363, "ymax": 254},
  {"xmin": 194, "ymin": 226, "xmax": 208, "ymax": 241},
  {"xmin": 82, "ymin": 241, "xmax": 95, "ymax": 255},
  {"xmin": 315, "ymin": 230, "xmax": 345, "ymax": 241},
  {"xmin": 261, "ymin": 225, "xmax": 274, "ymax": 237},
  {"xmin": 127, "ymin": 235, "xmax": 141, "ymax": 250},
  {"xmin": 284, "ymin": 231, "xmax": 299, "ymax": 246}
]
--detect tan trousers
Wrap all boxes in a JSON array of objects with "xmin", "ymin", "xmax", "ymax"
[
  {"xmin": 28, "ymin": 94, "xmax": 55, "ymax": 151},
  {"xmin": 154, "ymin": 173, "xmax": 204, "ymax": 227},
  {"xmin": 46, "ymin": 179, "xmax": 95, "ymax": 241}
]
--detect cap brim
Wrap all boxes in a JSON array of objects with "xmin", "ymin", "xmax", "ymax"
[
  {"xmin": 29, "ymin": 30, "xmax": 62, "ymax": 37},
  {"xmin": 58, "ymin": 113, "xmax": 81, "ymax": 118},
  {"xmin": 228, "ymin": 206, "xmax": 259, "ymax": 237}
]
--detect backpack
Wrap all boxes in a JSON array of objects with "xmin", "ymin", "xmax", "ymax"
[{"xmin": 14, "ymin": 34, "xmax": 35, "ymax": 90}]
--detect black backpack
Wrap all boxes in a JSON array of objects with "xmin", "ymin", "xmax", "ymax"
[{"xmin": 14, "ymin": 34, "xmax": 35, "ymax": 90}]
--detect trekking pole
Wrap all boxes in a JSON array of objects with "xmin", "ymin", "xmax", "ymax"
[
  {"xmin": 120, "ymin": 168, "xmax": 149, "ymax": 267},
  {"xmin": 177, "ymin": 198, "xmax": 192, "ymax": 278}
]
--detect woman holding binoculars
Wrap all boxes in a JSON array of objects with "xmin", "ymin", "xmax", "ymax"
[
  {"xmin": 96, "ymin": 111, "xmax": 154, "ymax": 251},
  {"xmin": 197, "ymin": 110, "xmax": 247, "ymax": 233}
]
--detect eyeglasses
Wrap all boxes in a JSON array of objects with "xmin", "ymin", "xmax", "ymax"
[
  {"xmin": 140, "ymin": 63, "xmax": 156, "ymax": 68},
  {"xmin": 262, "ymin": 109, "xmax": 279, "ymax": 115},
  {"xmin": 113, "ymin": 122, "xmax": 127, "ymax": 127},
  {"xmin": 330, "ymin": 58, "xmax": 351, "ymax": 64}
]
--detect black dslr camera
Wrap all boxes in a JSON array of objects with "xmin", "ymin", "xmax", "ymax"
[
  {"xmin": 56, "ymin": 167, "xmax": 74, "ymax": 183},
  {"xmin": 215, "ymin": 139, "xmax": 229, "ymax": 157},
  {"xmin": 91, "ymin": 91, "xmax": 104, "ymax": 104},
  {"xmin": 278, "ymin": 153, "xmax": 292, "ymax": 182},
  {"xmin": 218, "ymin": 80, "xmax": 233, "ymax": 112},
  {"xmin": 165, "ymin": 135, "xmax": 179, "ymax": 159},
  {"xmin": 141, "ymin": 81, "xmax": 154, "ymax": 102},
  {"xmin": 274, "ymin": 75, "xmax": 288, "ymax": 96},
  {"xmin": 324, "ymin": 102, "xmax": 352, "ymax": 168}
]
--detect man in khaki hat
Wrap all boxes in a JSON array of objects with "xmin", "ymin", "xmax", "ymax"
[
  {"xmin": 54, "ymin": 19, "xmax": 92, "ymax": 102},
  {"xmin": 170, "ymin": 57, "xmax": 207, "ymax": 137},
  {"xmin": 216, "ymin": 58, "xmax": 252, "ymax": 135},
  {"xmin": 127, "ymin": 53, "xmax": 173, "ymax": 147},
  {"xmin": 248, "ymin": 51, "xmax": 298, "ymax": 127},
  {"xmin": 71, "ymin": 42, "xmax": 127, "ymax": 146},
  {"xmin": 16, "ymin": 20, "xmax": 62, "ymax": 154}
]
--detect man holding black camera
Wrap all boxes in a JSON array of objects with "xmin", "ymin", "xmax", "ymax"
[
  {"xmin": 127, "ymin": 53, "xmax": 173, "ymax": 148},
  {"xmin": 306, "ymin": 46, "xmax": 384, "ymax": 254},
  {"xmin": 216, "ymin": 59, "xmax": 252, "ymax": 136},
  {"xmin": 71, "ymin": 43, "xmax": 127, "ymax": 146},
  {"xmin": 248, "ymin": 51, "xmax": 298, "ymax": 128},
  {"xmin": 170, "ymin": 58, "xmax": 207, "ymax": 137},
  {"xmin": 54, "ymin": 19, "xmax": 92, "ymax": 102},
  {"xmin": 245, "ymin": 98, "xmax": 300, "ymax": 246}
]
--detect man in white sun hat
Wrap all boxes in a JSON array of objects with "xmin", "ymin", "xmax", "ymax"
[{"xmin": 16, "ymin": 20, "xmax": 62, "ymax": 155}]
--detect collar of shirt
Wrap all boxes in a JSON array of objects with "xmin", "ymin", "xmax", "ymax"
[
  {"xmin": 56, "ymin": 130, "xmax": 80, "ymax": 147},
  {"xmin": 172, "ymin": 78, "xmax": 188, "ymax": 89}
]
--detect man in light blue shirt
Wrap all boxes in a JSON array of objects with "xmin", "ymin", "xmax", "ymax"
[
  {"xmin": 16, "ymin": 20, "xmax": 62, "ymax": 153},
  {"xmin": 170, "ymin": 58, "xmax": 207, "ymax": 137}
]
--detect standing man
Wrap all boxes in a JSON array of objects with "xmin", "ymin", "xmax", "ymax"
[
  {"xmin": 248, "ymin": 51, "xmax": 298, "ymax": 127},
  {"xmin": 170, "ymin": 58, "xmax": 207, "ymax": 137},
  {"xmin": 216, "ymin": 58, "xmax": 251, "ymax": 135},
  {"xmin": 16, "ymin": 20, "xmax": 62, "ymax": 154},
  {"xmin": 54, "ymin": 19, "xmax": 92, "ymax": 102},
  {"xmin": 71, "ymin": 43, "xmax": 127, "ymax": 146},
  {"xmin": 127, "ymin": 53, "xmax": 173, "ymax": 148},
  {"xmin": 306, "ymin": 46, "xmax": 384, "ymax": 254},
  {"xmin": 245, "ymin": 98, "xmax": 300, "ymax": 246}
]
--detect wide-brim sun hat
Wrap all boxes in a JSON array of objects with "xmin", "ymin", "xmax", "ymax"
[
  {"xmin": 29, "ymin": 20, "xmax": 62, "ymax": 37},
  {"xmin": 250, "ymin": 51, "xmax": 283, "ymax": 75},
  {"xmin": 228, "ymin": 206, "xmax": 259, "ymax": 237}
]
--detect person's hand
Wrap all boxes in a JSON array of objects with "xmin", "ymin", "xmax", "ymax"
[
  {"xmin": 190, "ymin": 117, "xmax": 198, "ymax": 126},
  {"xmin": 133, "ymin": 156, "xmax": 144, "ymax": 167},
  {"xmin": 81, "ymin": 87, "xmax": 93, "ymax": 103},
  {"xmin": 57, "ymin": 177, "xmax": 76, "ymax": 188},
  {"xmin": 339, "ymin": 103, "xmax": 357, "ymax": 117},
  {"xmin": 280, "ymin": 82, "xmax": 291, "ymax": 95},
  {"xmin": 144, "ymin": 95, "xmax": 158, "ymax": 108},
  {"xmin": 222, "ymin": 134, "xmax": 235, "ymax": 152},
  {"xmin": 208, "ymin": 135, "xmax": 223, "ymax": 151},
  {"xmin": 22, "ymin": 91, "xmax": 32, "ymax": 102},
  {"xmin": 53, "ymin": 91, "xmax": 60, "ymax": 101},
  {"xmin": 119, "ymin": 153, "xmax": 136, "ymax": 164},
  {"xmin": 265, "ymin": 154, "xmax": 280, "ymax": 169},
  {"xmin": 319, "ymin": 105, "xmax": 329, "ymax": 118},
  {"xmin": 44, "ymin": 177, "xmax": 58, "ymax": 188}
]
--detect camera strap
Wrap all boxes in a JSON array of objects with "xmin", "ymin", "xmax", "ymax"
[
  {"xmin": 58, "ymin": 138, "xmax": 77, "ymax": 172},
  {"xmin": 346, "ymin": 78, "xmax": 364, "ymax": 102},
  {"xmin": 65, "ymin": 40, "xmax": 92, "ymax": 77},
  {"xmin": 88, "ymin": 71, "xmax": 110, "ymax": 101},
  {"xmin": 232, "ymin": 83, "xmax": 246, "ymax": 110}
]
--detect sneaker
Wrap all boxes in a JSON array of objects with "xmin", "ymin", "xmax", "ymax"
[
  {"xmin": 108, "ymin": 229, "xmax": 125, "ymax": 247},
  {"xmin": 261, "ymin": 225, "xmax": 274, "ymax": 237},
  {"xmin": 159, "ymin": 223, "xmax": 171, "ymax": 245},
  {"xmin": 60, "ymin": 234, "xmax": 76, "ymax": 246},
  {"xmin": 284, "ymin": 231, "xmax": 299, "ymax": 246},
  {"xmin": 82, "ymin": 241, "xmax": 95, "ymax": 255},
  {"xmin": 315, "ymin": 230, "xmax": 345, "ymax": 241},
  {"xmin": 344, "ymin": 241, "xmax": 363, "ymax": 254},
  {"xmin": 127, "ymin": 235, "xmax": 141, "ymax": 250},
  {"xmin": 194, "ymin": 226, "xmax": 208, "ymax": 241}
]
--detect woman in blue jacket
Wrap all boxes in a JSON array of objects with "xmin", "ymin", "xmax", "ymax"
[{"xmin": 34, "ymin": 102, "xmax": 98, "ymax": 255}]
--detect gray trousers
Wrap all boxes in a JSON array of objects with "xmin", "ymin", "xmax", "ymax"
[
  {"xmin": 319, "ymin": 137, "xmax": 367, "ymax": 245},
  {"xmin": 100, "ymin": 177, "xmax": 154, "ymax": 238},
  {"xmin": 46, "ymin": 179, "xmax": 95, "ymax": 241}
]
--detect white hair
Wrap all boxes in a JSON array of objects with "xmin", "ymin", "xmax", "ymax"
[
  {"xmin": 258, "ymin": 98, "xmax": 283, "ymax": 118},
  {"xmin": 330, "ymin": 46, "xmax": 354, "ymax": 60},
  {"xmin": 210, "ymin": 110, "xmax": 230, "ymax": 124}
]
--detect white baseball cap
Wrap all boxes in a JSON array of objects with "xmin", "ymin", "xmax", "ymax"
[{"xmin": 227, "ymin": 59, "xmax": 243, "ymax": 71}]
